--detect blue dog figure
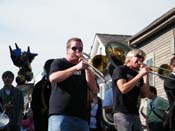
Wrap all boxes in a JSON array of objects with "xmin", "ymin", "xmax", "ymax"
[{"xmin": 9, "ymin": 43, "xmax": 38, "ymax": 85}]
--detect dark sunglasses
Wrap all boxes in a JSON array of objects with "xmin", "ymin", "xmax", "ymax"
[
  {"xmin": 135, "ymin": 54, "xmax": 144, "ymax": 59},
  {"xmin": 71, "ymin": 47, "xmax": 83, "ymax": 52}
]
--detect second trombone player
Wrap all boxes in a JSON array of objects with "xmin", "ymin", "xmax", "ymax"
[{"xmin": 112, "ymin": 49, "xmax": 150, "ymax": 131}]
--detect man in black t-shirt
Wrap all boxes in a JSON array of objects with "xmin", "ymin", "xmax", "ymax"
[
  {"xmin": 164, "ymin": 56, "xmax": 175, "ymax": 130},
  {"xmin": 48, "ymin": 37, "xmax": 99, "ymax": 131},
  {"xmin": 112, "ymin": 49, "xmax": 150, "ymax": 131}
]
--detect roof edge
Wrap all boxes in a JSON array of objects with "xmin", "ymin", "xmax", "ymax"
[{"xmin": 128, "ymin": 7, "xmax": 175, "ymax": 46}]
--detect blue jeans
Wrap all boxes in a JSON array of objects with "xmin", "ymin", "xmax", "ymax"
[
  {"xmin": 48, "ymin": 115, "xmax": 89, "ymax": 131},
  {"xmin": 113, "ymin": 112, "xmax": 143, "ymax": 131}
]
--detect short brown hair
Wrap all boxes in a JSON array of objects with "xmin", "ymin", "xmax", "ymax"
[{"xmin": 66, "ymin": 37, "xmax": 83, "ymax": 48}]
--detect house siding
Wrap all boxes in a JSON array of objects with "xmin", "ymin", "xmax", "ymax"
[
  {"xmin": 140, "ymin": 29, "xmax": 174, "ymax": 97},
  {"xmin": 138, "ymin": 23, "xmax": 175, "ymax": 131}
]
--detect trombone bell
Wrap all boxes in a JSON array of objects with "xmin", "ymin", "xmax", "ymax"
[
  {"xmin": 82, "ymin": 53, "xmax": 107, "ymax": 82},
  {"xmin": 90, "ymin": 55, "xmax": 107, "ymax": 72},
  {"xmin": 158, "ymin": 64, "xmax": 172, "ymax": 79},
  {"xmin": 150, "ymin": 64, "xmax": 172, "ymax": 80}
]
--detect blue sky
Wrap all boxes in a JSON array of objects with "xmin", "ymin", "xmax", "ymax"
[{"xmin": 0, "ymin": 0, "xmax": 174, "ymax": 86}]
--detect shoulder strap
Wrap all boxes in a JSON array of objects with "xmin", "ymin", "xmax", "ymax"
[
  {"xmin": 41, "ymin": 78, "xmax": 51, "ymax": 111},
  {"xmin": 150, "ymin": 102, "xmax": 164, "ymax": 120}
]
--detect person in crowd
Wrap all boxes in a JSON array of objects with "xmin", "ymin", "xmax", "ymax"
[
  {"xmin": 141, "ymin": 86, "xmax": 169, "ymax": 131},
  {"xmin": 25, "ymin": 94, "xmax": 32, "ymax": 113},
  {"xmin": 48, "ymin": 37, "xmax": 99, "ymax": 131},
  {"xmin": 112, "ymin": 49, "xmax": 150, "ymax": 131},
  {"xmin": 31, "ymin": 59, "xmax": 54, "ymax": 131},
  {"xmin": 88, "ymin": 92, "xmax": 104, "ymax": 131},
  {"xmin": 164, "ymin": 56, "xmax": 175, "ymax": 106},
  {"xmin": 0, "ymin": 71, "xmax": 24, "ymax": 131},
  {"xmin": 20, "ymin": 109, "xmax": 34, "ymax": 131},
  {"xmin": 164, "ymin": 56, "xmax": 175, "ymax": 130}
]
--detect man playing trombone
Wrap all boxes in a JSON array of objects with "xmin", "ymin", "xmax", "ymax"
[
  {"xmin": 48, "ymin": 37, "xmax": 99, "ymax": 131},
  {"xmin": 112, "ymin": 49, "xmax": 150, "ymax": 131}
]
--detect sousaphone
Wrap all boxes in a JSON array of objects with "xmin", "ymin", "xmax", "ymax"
[
  {"xmin": 105, "ymin": 41, "xmax": 130, "ymax": 68},
  {"xmin": 102, "ymin": 42, "xmax": 130, "ymax": 128}
]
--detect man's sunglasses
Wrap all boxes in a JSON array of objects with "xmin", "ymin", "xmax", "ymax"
[{"xmin": 71, "ymin": 47, "xmax": 83, "ymax": 52}]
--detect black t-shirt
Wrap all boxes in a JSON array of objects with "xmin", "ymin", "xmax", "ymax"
[
  {"xmin": 112, "ymin": 65, "xmax": 143, "ymax": 115},
  {"xmin": 49, "ymin": 58, "xmax": 89, "ymax": 120},
  {"xmin": 164, "ymin": 73, "xmax": 175, "ymax": 106}
]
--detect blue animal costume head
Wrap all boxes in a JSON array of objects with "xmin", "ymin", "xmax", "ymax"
[{"xmin": 9, "ymin": 43, "xmax": 38, "ymax": 85}]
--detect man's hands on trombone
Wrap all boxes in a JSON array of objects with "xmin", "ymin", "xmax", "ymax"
[
  {"xmin": 138, "ymin": 62, "xmax": 150, "ymax": 98},
  {"xmin": 76, "ymin": 54, "xmax": 99, "ymax": 93},
  {"xmin": 139, "ymin": 63, "xmax": 151, "ymax": 77},
  {"xmin": 75, "ymin": 57, "xmax": 89, "ymax": 71},
  {"xmin": 77, "ymin": 53, "xmax": 106, "ymax": 82}
]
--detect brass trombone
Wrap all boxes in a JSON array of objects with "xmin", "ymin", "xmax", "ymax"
[
  {"xmin": 141, "ymin": 63, "xmax": 174, "ymax": 80},
  {"xmin": 81, "ymin": 52, "xmax": 108, "ymax": 82}
]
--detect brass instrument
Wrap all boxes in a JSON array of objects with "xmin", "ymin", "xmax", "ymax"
[
  {"xmin": 105, "ymin": 42, "xmax": 130, "ymax": 68},
  {"xmin": 90, "ymin": 55, "xmax": 107, "ymax": 72},
  {"xmin": 148, "ymin": 64, "xmax": 174, "ymax": 80},
  {"xmin": 102, "ymin": 108, "xmax": 115, "ymax": 127},
  {"xmin": 82, "ymin": 42, "xmax": 130, "ymax": 82},
  {"xmin": 82, "ymin": 52, "xmax": 108, "ymax": 82},
  {"xmin": 101, "ymin": 42, "xmax": 130, "ymax": 128}
]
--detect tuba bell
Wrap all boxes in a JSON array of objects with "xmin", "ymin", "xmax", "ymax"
[{"xmin": 105, "ymin": 41, "xmax": 130, "ymax": 68}]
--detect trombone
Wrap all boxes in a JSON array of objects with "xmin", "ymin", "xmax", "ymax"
[
  {"xmin": 141, "ymin": 63, "xmax": 175, "ymax": 80},
  {"xmin": 81, "ymin": 52, "xmax": 108, "ymax": 82}
]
